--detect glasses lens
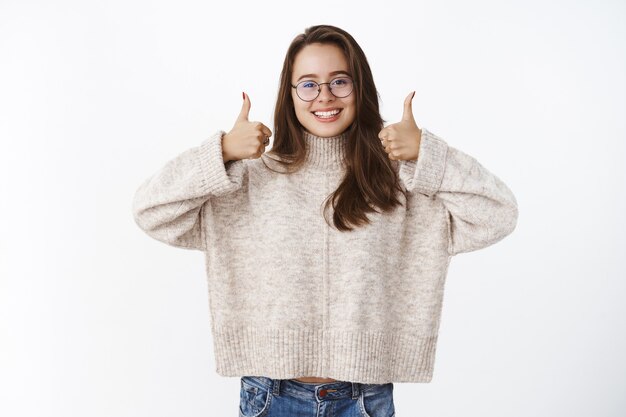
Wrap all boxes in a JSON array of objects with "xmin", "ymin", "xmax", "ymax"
[
  {"xmin": 297, "ymin": 81, "xmax": 320, "ymax": 101},
  {"xmin": 330, "ymin": 77, "xmax": 353, "ymax": 98}
]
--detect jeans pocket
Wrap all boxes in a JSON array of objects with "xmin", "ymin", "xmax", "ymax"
[
  {"xmin": 358, "ymin": 383, "xmax": 395, "ymax": 417},
  {"xmin": 239, "ymin": 377, "xmax": 272, "ymax": 417}
]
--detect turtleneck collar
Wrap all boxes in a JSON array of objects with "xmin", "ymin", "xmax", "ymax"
[{"xmin": 302, "ymin": 128, "xmax": 348, "ymax": 171}]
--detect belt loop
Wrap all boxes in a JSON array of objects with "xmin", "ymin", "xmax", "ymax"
[
  {"xmin": 272, "ymin": 379, "xmax": 281, "ymax": 396},
  {"xmin": 351, "ymin": 382, "xmax": 360, "ymax": 399}
]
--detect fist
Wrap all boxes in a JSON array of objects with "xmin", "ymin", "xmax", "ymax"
[
  {"xmin": 222, "ymin": 92, "xmax": 273, "ymax": 162},
  {"xmin": 378, "ymin": 91, "xmax": 422, "ymax": 161}
]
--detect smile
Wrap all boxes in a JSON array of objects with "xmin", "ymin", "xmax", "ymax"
[{"xmin": 312, "ymin": 108, "xmax": 342, "ymax": 121}]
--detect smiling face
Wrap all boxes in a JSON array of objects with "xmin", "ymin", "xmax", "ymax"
[{"xmin": 291, "ymin": 43, "xmax": 356, "ymax": 138}]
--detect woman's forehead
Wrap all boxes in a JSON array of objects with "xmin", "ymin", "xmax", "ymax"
[{"xmin": 293, "ymin": 44, "xmax": 349, "ymax": 77}]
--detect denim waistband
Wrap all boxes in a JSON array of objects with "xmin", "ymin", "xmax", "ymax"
[{"xmin": 241, "ymin": 376, "xmax": 391, "ymax": 402}]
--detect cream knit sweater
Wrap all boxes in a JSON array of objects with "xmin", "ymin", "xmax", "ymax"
[{"xmin": 132, "ymin": 126, "xmax": 518, "ymax": 383}]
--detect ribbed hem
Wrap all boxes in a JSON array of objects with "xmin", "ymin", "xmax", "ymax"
[
  {"xmin": 398, "ymin": 127, "xmax": 448, "ymax": 196},
  {"xmin": 197, "ymin": 130, "xmax": 245, "ymax": 196},
  {"xmin": 211, "ymin": 325, "xmax": 438, "ymax": 384}
]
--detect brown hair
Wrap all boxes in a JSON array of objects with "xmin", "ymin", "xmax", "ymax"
[{"xmin": 262, "ymin": 24, "xmax": 408, "ymax": 232}]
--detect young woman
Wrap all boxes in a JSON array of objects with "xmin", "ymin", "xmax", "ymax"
[{"xmin": 133, "ymin": 24, "xmax": 518, "ymax": 417}]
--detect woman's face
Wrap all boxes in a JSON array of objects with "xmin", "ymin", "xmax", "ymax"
[{"xmin": 291, "ymin": 43, "xmax": 356, "ymax": 138}]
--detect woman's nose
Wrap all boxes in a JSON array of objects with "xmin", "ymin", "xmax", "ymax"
[{"xmin": 317, "ymin": 84, "xmax": 335, "ymax": 101}]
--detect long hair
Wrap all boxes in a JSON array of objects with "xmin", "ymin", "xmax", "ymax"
[{"xmin": 262, "ymin": 24, "xmax": 408, "ymax": 232}]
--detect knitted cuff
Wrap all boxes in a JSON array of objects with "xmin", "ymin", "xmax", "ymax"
[
  {"xmin": 398, "ymin": 127, "xmax": 448, "ymax": 196},
  {"xmin": 197, "ymin": 130, "xmax": 245, "ymax": 196}
]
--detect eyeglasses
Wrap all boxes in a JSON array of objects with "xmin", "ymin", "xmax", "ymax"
[{"xmin": 291, "ymin": 76, "xmax": 354, "ymax": 102}]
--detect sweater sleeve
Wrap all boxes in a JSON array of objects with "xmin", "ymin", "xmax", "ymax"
[
  {"xmin": 131, "ymin": 130, "xmax": 246, "ymax": 251},
  {"xmin": 398, "ymin": 127, "xmax": 518, "ymax": 256}
]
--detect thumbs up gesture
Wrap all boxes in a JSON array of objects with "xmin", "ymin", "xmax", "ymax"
[
  {"xmin": 222, "ymin": 92, "xmax": 273, "ymax": 162},
  {"xmin": 378, "ymin": 91, "xmax": 422, "ymax": 161}
]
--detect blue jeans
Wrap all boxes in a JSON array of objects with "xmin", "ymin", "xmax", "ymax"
[{"xmin": 239, "ymin": 376, "xmax": 395, "ymax": 417}]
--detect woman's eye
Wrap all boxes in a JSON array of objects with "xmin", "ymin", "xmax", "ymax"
[{"xmin": 302, "ymin": 82, "xmax": 316, "ymax": 88}]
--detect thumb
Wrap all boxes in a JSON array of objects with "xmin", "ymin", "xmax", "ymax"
[
  {"xmin": 402, "ymin": 91, "xmax": 416, "ymax": 122},
  {"xmin": 237, "ymin": 91, "xmax": 251, "ymax": 123}
]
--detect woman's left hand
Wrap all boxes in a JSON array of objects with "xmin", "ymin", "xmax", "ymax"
[{"xmin": 378, "ymin": 91, "xmax": 422, "ymax": 161}]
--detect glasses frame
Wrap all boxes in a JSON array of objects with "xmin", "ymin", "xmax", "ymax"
[{"xmin": 290, "ymin": 76, "xmax": 354, "ymax": 102}]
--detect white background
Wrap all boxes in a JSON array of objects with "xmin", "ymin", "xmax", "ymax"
[{"xmin": 1, "ymin": 0, "xmax": 625, "ymax": 416}]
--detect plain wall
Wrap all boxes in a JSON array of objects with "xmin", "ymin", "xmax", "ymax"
[{"xmin": 1, "ymin": 0, "xmax": 624, "ymax": 416}]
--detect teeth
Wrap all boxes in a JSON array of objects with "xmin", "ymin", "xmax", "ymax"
[{"xmin": 314, "ymin": 109, "xmax": 340, "ymax": 117}]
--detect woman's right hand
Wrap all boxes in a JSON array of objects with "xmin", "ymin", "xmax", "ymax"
[{"xmin": 222, "ymin": 92, "xmax": 273, "ymax": 162}]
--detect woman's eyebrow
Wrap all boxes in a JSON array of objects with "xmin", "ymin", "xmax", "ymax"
[{"xmin": 296, "ymin": 70, "xmax": 351, "ymax": 82}]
